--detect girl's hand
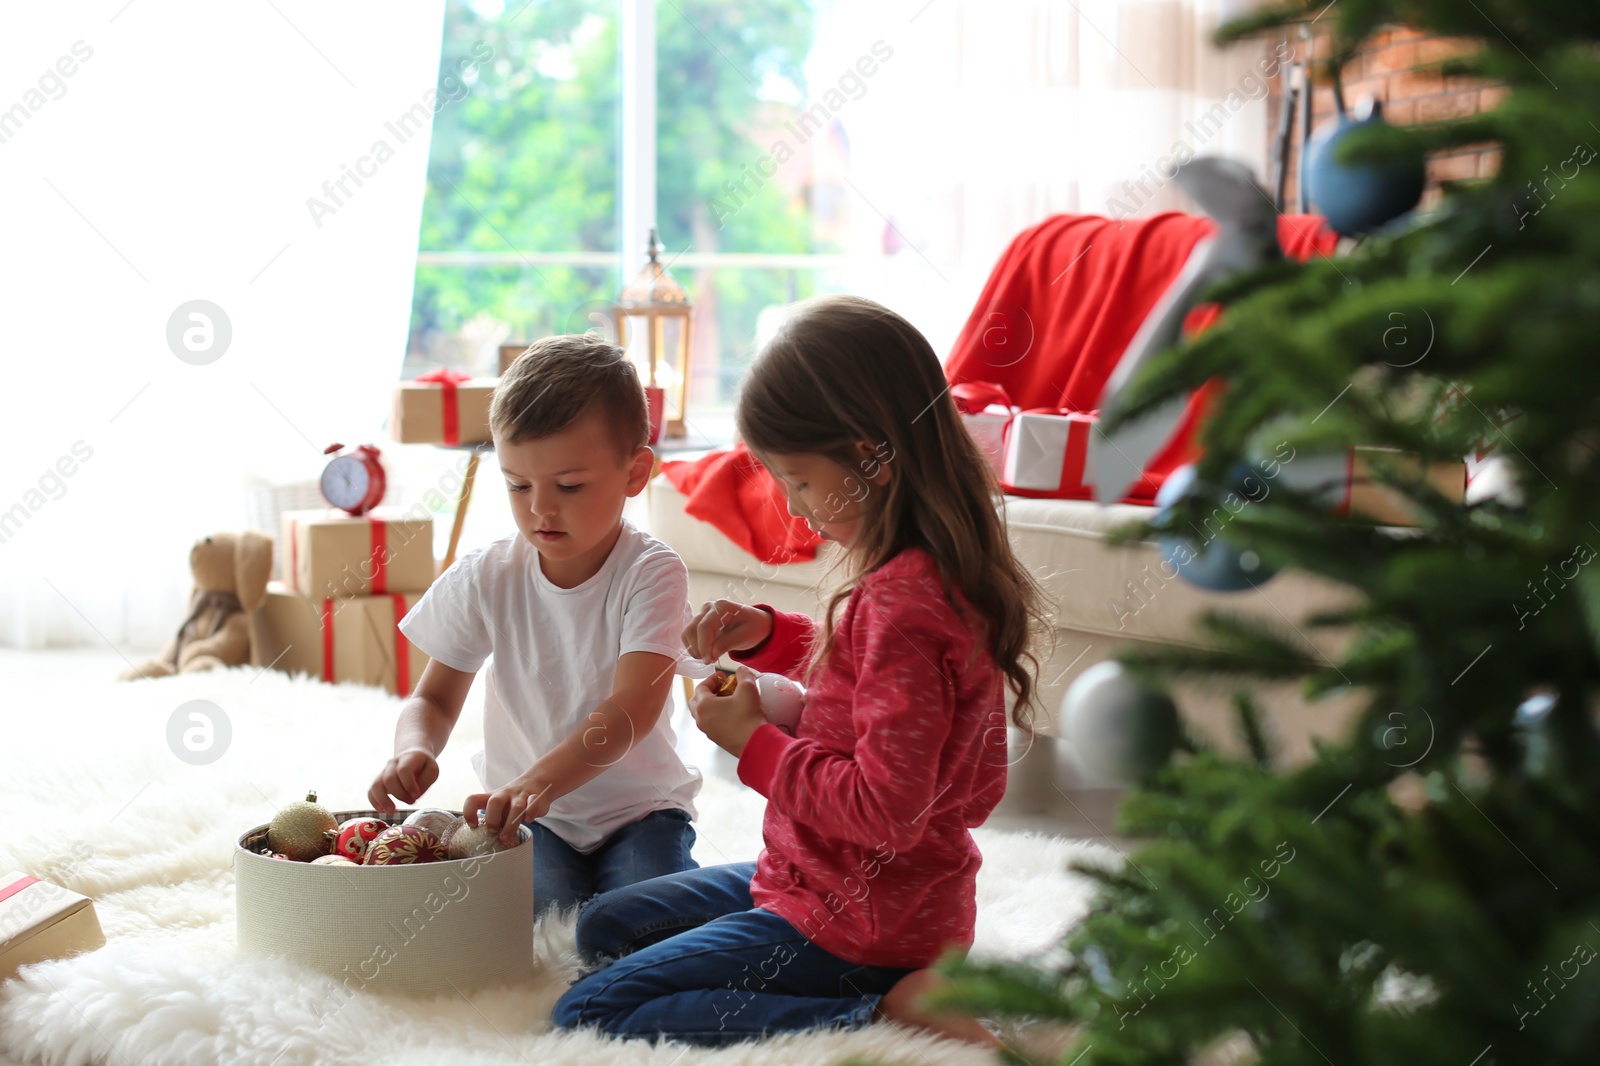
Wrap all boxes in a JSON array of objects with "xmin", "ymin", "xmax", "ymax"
[
  {"xmin": 690, "ymin": 665, "xmax": 766, "ymax": 758},
  {"xmin": 465, "ymin": 777, "xmax": 554, "ymax": 846},
  {"xmin": 368, "ymin": 747, "xmax": 440, "ymax": 814},
  {"xmin": 683, "ymin": 600, "xmax": 774, "ymax": 664}
]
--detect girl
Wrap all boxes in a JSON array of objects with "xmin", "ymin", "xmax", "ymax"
[{"xmin": 550, "ymin": 294, "xmax": 1047, "ymax": 1046}]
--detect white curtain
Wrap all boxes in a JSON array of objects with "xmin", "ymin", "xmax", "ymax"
[
  {"xmin": 0, "ymin": 2, "xmax": 446, "ymax": 651},
  {"xmin": 814, "ymin": 0, "xmax": 1276, "ymax": 356}
]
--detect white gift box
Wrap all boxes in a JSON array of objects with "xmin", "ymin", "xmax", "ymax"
[
  {"xmin": 960, "ymin": 404, "xmax": 1016, "ymax": 479},
  {"xmin": 1436, "ymin": 387, "xmax": 1522, "ymax": 493},
  {"xmin": 1000, "ymin": 409, "xmax": 1098, "ymax": 498}
]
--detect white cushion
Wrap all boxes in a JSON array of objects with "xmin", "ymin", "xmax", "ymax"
[
  {"xmin": 1000, "ymin": 495, "xmax": 1353, "ymax": 655},
  {"xmin": 649, "ymin": 475, "xmax": 1351, "ymax": 655}
]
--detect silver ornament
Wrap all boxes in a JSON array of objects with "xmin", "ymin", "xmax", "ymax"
[
  {"xmin": 401, "ymin": 807, "xmax": 457, "ymax": 839},
  {"xmin": 442, "ymin": 814, "xmax": 515, "ymax": 859},
  {"xmin": 1063, "ymin": 661, "xmax": 1182, "ymax": 783}
]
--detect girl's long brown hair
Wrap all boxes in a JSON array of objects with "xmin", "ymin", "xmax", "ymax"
[{"xmin": 736, "ymin": 295, "xmax": 1049, "ymax": 729}]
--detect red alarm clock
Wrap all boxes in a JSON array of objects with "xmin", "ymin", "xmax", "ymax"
[{"xmin": 321, "ymin": 443, "xmax": 386, "ymax": 516}]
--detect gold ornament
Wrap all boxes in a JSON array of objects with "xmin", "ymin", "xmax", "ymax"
[
  {"xmin": 310, "ymin": 855, "xmax": 357, "ymax": 866},
  {"xmin": 267, "ymin": 790, "xmax": 338, "ymax": 862}
]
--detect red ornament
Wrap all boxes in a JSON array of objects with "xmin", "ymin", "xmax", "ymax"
[
  {"xmin": 364, "ymin": 825, "xmax": 446, "ymax": 865},
  {"xmin": 330, "ymin": 817, "xmax": 388, "ymax": 863}
]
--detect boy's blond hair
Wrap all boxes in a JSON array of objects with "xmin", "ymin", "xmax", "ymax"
[{"xmin": 490, "ymin": 334, "xmax": 649, "ymax": 456}]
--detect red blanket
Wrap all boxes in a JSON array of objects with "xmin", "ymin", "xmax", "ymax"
[
  {"xmin": 660, "ymin": 446, "xmax": 822, "ymax": 564},
  {"xmin": 663, "ymin": 211, "xmax": 1338, "ymax": 562},
  {"xmin": 946, "ymin": 210, "xmax": 1337, "ymax": 502}
]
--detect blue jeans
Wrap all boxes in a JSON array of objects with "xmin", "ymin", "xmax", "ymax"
[
  {"xmin": 530, "ymin": 807, "xmax": 697, "ymax": 919},
  {"xmin": 551, "ymin": 862, "xmax": 915, "ymax": 1046}
]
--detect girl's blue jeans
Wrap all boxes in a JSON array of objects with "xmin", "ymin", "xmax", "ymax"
[
  {"xmin": 550, "ymin": 861, "xmax": 915, "ymax": 1046},
  {"xmin": 529, "ymin": 807, "xmax": 697, "ymax": 919}
]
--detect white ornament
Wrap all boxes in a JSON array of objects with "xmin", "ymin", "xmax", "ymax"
[{"xmin": 755, "ymin": 672, "xmax": 807, "ymax": 732}]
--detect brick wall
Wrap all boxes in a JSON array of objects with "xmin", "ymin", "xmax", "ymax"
[{"xmin": 1266, "ymin": 26, "xmax": 1504, "ymax": 211}]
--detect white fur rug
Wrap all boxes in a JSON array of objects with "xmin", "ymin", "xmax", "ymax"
[{"xmin": 0, "ymin": 663, "xmax": 1114, "ymax": 1066}]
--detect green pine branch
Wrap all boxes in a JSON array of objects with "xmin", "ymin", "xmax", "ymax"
[{"xmin": 938, "ymin": 8, "xmax": 1600, "ymax": 1062}]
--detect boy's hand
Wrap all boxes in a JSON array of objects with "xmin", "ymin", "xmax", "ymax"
[
  {"xmin": 690, "ymin": 665, "xmax": 766, "ymax": 758},
  {"xmin": 464, "ymin": 776, "xmax": 554, "ymax": 847},
  {"xmin": 683, "ymin": 600, "xmax": 774, "ymax": 664},
  {"xmin": 368, "ymin": 748, "xmax": 440, "ymax": 814}
]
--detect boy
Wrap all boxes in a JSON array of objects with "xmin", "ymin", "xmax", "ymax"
[{"xmin": 368, "ymin": 334, "xmax": 706, "ymax": 917}]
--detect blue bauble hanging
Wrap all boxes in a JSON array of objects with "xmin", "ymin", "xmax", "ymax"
[
  {"xmin": 1305, "ymin": 95, "xmax": 1425, "ymax": 236},
  {"xmin": 1154, "ymin": 463, "xmax": 1277, "ymax": 593}
]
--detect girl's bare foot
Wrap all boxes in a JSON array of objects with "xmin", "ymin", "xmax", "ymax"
[{"xmin": 875, "ymin": 968, "xmax": 1000, "ymax": 1048}]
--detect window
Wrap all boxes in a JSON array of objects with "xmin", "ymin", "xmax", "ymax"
[
  {"xmin": 408, "ymin": 1, "xmax": 1270, "ymax": 437},
  {"xmin": 406, "ymin": 0, "xmax": 621, "ymax": 378},
  {"xmin": 408, "ymin": 0, "xmax": 849, "ymax": 440}
]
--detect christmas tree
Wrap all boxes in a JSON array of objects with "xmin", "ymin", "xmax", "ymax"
[{"xmin": 941, "ymin": 2, "xmax": 1600, "ymax": 1063}]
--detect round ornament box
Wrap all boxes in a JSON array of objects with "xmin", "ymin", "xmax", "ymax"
[{"xmin": 235, "ymin": 809, "xmax": 534, "ymax": 996}]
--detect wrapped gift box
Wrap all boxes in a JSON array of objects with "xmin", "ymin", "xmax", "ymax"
[
  {"xmin": 960, "ymin": 404, "xmax": 1016, "ymax": 481},
  {"xmin": 280, "ymin": 508, "xmax": 435, "ymax": 600},
  {"xmin": 1466, "ymin": 410, "xmax": 1524, "ymax": 487},
  {"xmin": 0, "ymin": 873, "xmax": 106, "ymax": 980},
  {"xmin": 499, "ymin": 343, "xmax": 528, "ymax": 375},
  {"xmin": 390, "ymin": 371, "xmax": 497, "ymax": 445},
  {"xmin": 1435, "ymin": 386, "xmax": 1524, "ymax": 506},
  {"xmin": 1278, "ymin": 447, "xmax": 1466, "ymax": 525},
  {"xmin": 259, "ymin": 582, "xmax": 428, "ymax": 696},
  {"xmin": 1437, "ymin": 386, "xmax": 1523, "ymax": 487},
  {"xmin": 1000, "ymin": 408, "xmax": 1099, "ymax": 499},
  {"xmin": 952, "ymin": 381, "xmax": 1017, "ymax": 481}
]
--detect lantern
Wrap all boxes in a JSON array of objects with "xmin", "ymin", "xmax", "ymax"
[{"xmin": 612, "ymin": 228, "xmax": 693, "ymax": 439}]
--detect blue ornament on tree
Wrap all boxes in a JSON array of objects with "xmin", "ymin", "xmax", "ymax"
[
  {"xmin": 1305, "ymin": 94, "xmax": 1425, "ymax": 237},
  {"xmin": 1154, "ymin": 463, "xmax": 1277, "ymax": 593}
]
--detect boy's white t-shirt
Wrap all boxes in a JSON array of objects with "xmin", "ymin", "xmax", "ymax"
[{"xmin": 397, "ymin": 519, "xmax": 708, "ymax": 853}]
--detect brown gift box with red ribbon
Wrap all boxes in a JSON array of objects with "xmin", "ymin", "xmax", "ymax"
[
  {"xmin": 280, "ymin": 508, "xmax": 435, "ymax": 601},
  {"xmin": 1277, "ymin": 447, "xmax": 1466, "ymax": 527},
  {"xmin": 259, "ymin": 582, "xmax": 428, "ymax": 697},
  {"xmin": 0, "ymin": 873, "xmax": 106, "ymax": 981},
  {"xmin": 390, "ymin": 369, "xmax": 497, "ymax": 446}
]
